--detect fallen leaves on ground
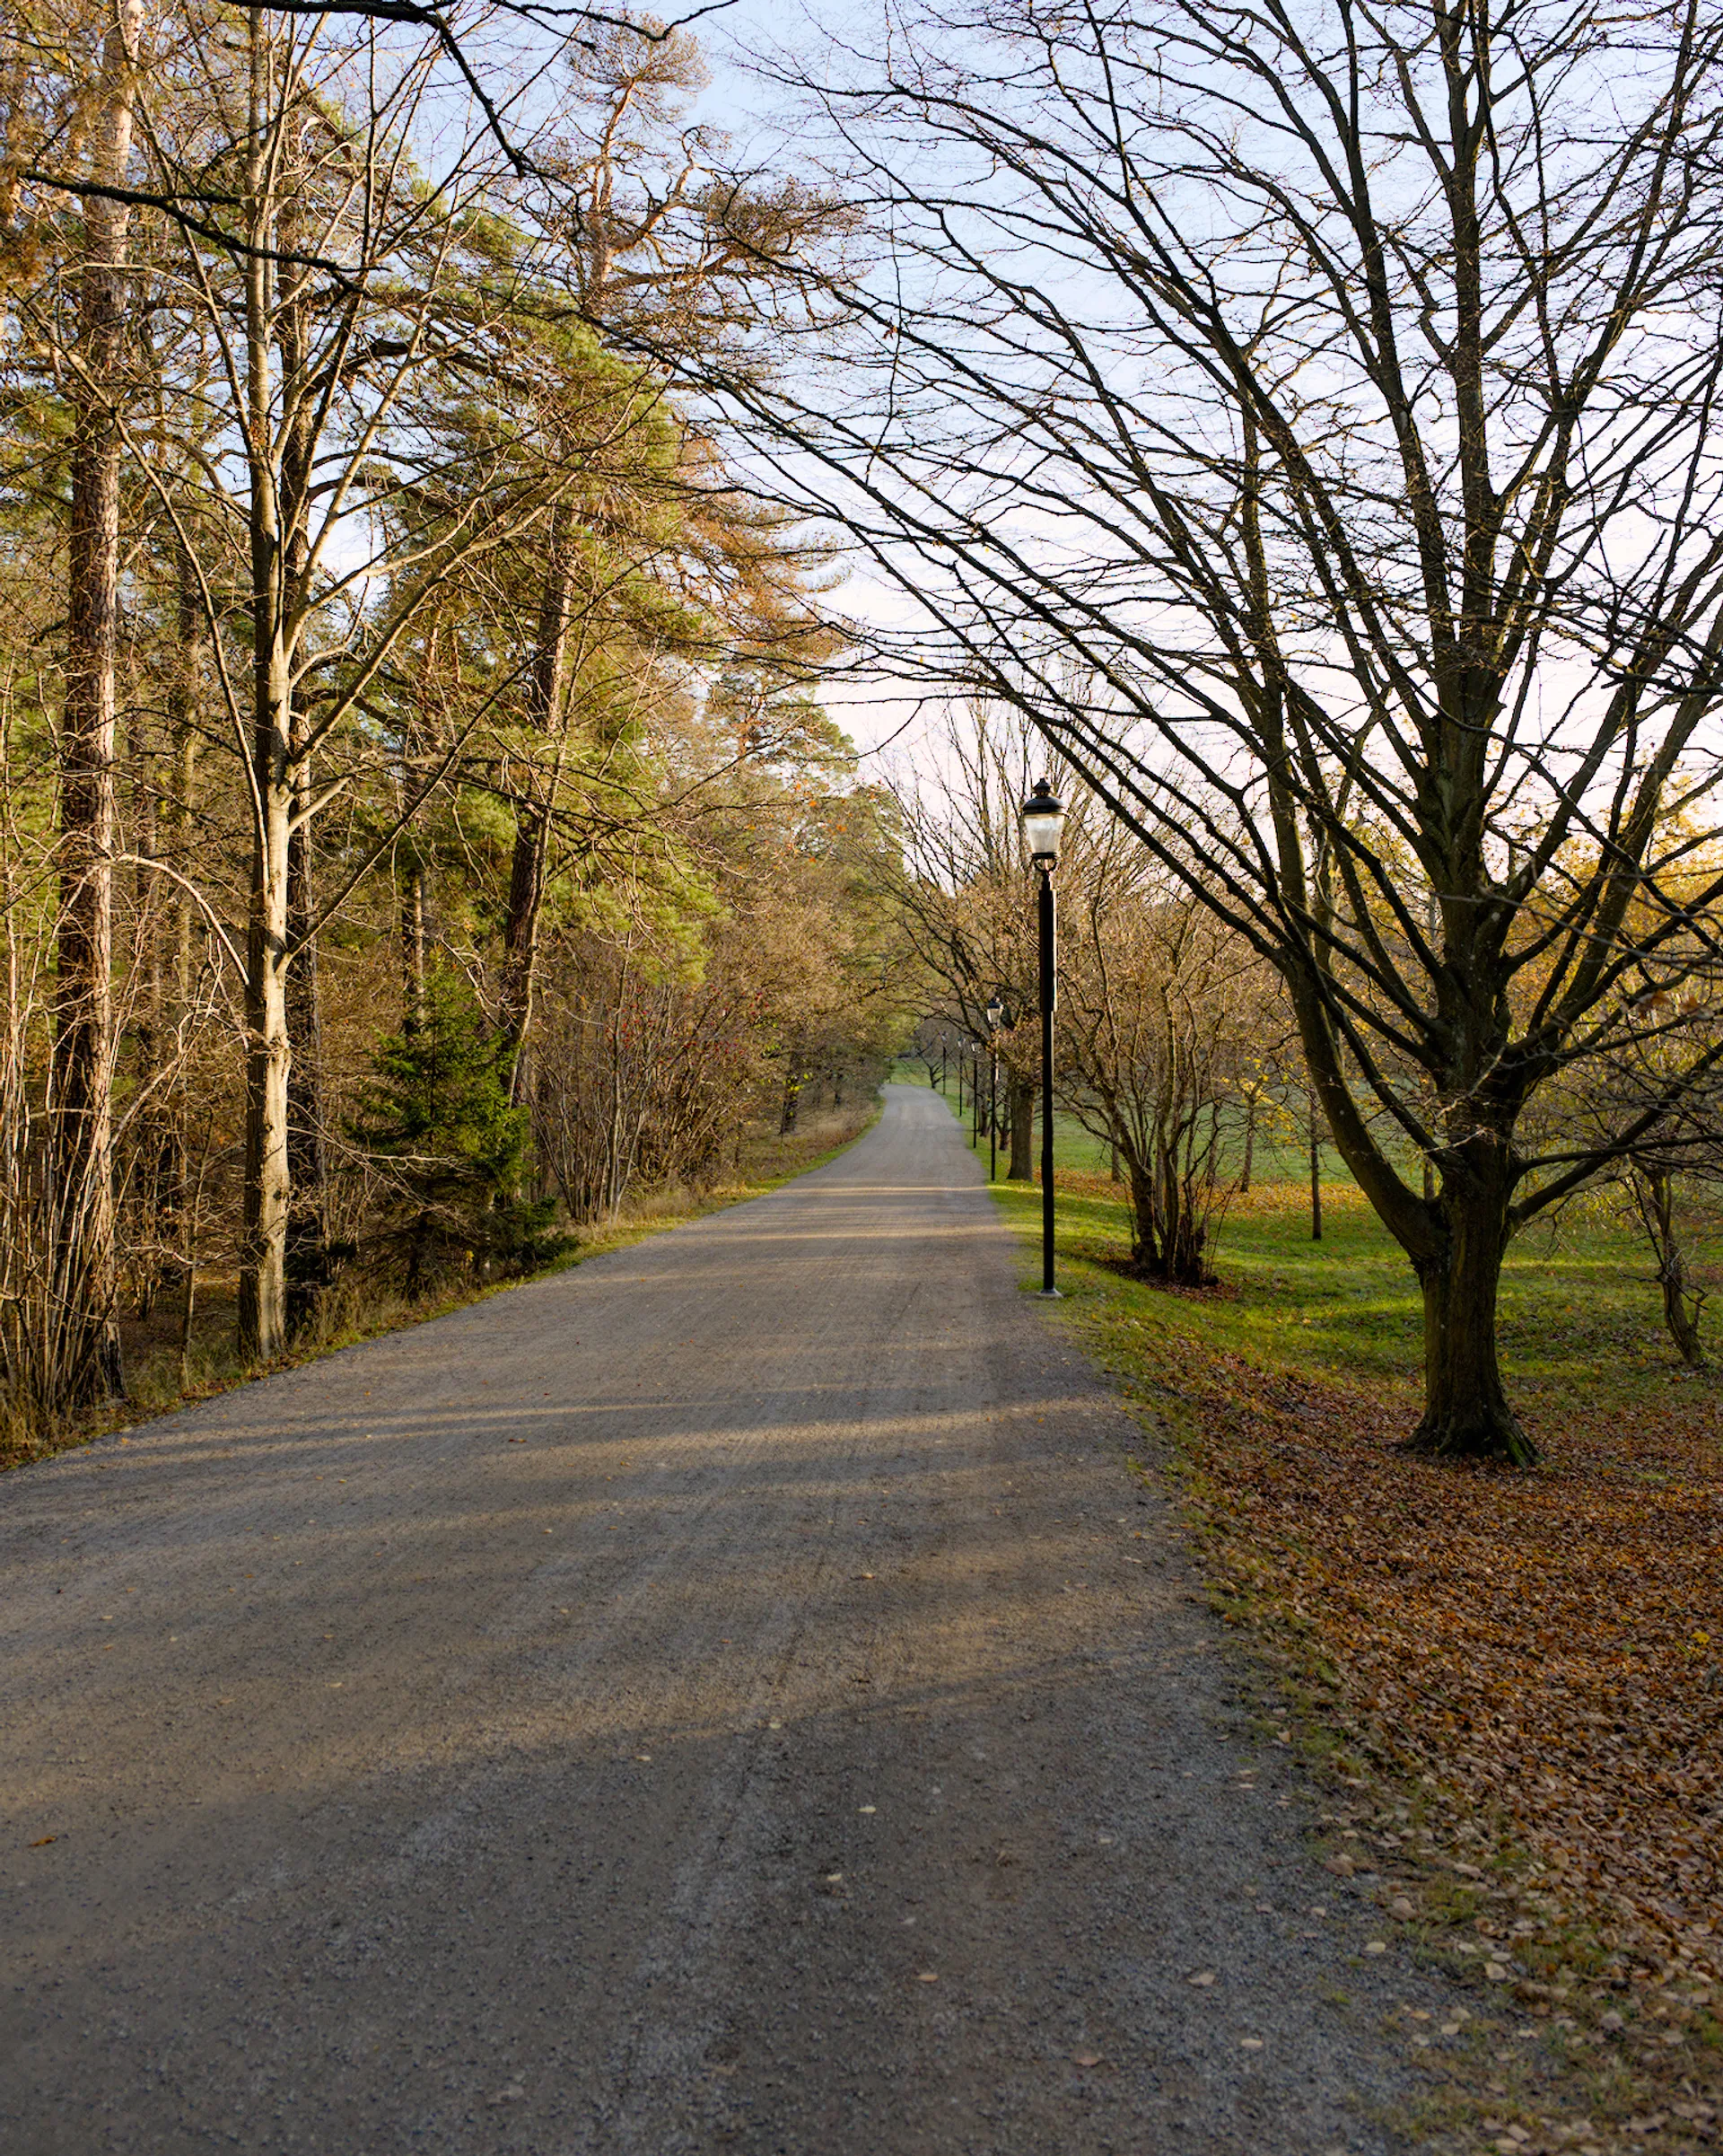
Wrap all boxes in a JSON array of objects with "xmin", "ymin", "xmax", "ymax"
[
  {"xmin": 1164, "ymin": 1337, "xmax": 1716, "ymax": 1992},
  {"xmin": 1119, "ymin": 1308, "xmax": 1723, "ymax": 2018},
  {"xmin": 1036, "ymin": 1168, "xmax": 1723, "ymax": 2141}
]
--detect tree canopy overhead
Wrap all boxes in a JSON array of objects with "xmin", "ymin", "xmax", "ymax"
[{"xmin": 677, "ymin": 0, "xmax": 1723, "ymax": 1461}]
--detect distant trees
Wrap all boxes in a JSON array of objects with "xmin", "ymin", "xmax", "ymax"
[
  {"xmin": 893, "ymin": 706, "xmax": 1277, "ymax": 1267},
  {"xmin": 1058, "ymin": 837, "xmax": 1277, "ymax": 1284},
  {"xmin": 694, "ymin": 0, "xmax": 1723, "ymax": 1462},
  {"xmin": 887, "ymin": 709, "xmax": 1049, "ymax": 1181}
]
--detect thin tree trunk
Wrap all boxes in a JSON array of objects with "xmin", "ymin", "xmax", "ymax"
[
  {"xmin": 1238, "ymin": 1103, "xmax": 1255, "ymax": 1195},
  {"xmin": 500, "ymin": 547, "xmax": 573, "ymax": 1103},
  {"xmin": 780, "ymin": 1041, "xmax": 803, "ymax": 1135},
  {"xmin": 284, "ymin": 791, "xmax": 329, "ymax": 1339},
  {"xmin": 1007, "ymin": 1073, "xmax": 1034, "ymax": 1179},
  {"xmin": 177, "ymin": 1123, "xmax": 211, "ymax": 1392},
  {"xmin": 400, "ymin": 859, "xmax": 425, "ymax": 1033},
  {"xmin": 1308, "ymin": 1087, "xmax": 1323, "ymax": 1241},
  {"xmin": 1640, "ymin": 1165, "xmax": 1706, "ymax": 1369},
  {"xmin": 130, "ymin": 743, "xmax": 163, "ymax": 1318},
  {"xmin": 52, "ymin": 0, "xmax": 142, "ymax": 1407},
  {"xmin": 239, "ymin": 770, "xmax": 292, "ymax": 1363},
  {"xmin": 162, "ymin": 552, "xmax": 201, "ymax": 1335},
  {"xmin": 237, "ymin": 42, "xmax": 293, "ymax": 1363},
  {"xmin": 275, "ymin": 180, "xmax": 328, "ymax": 1344}
]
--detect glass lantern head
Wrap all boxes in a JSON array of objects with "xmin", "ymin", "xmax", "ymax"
[{"xmin": 1020, "ymin": 779, "xmax": 1067, "ymax": 867}]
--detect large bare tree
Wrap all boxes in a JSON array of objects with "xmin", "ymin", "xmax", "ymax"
[{"xmin": 695, "ymin": 0, "xmax": 1723, "ymax": 1461}]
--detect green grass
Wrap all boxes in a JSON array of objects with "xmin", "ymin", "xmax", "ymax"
[
  {"xmin": 892, "ymin": 1058, "xmax": 1355, "ymax": 1184},
  {"xmin": 907, "ymin": 1078, "xmax": 1723, "ymax": 1417},
  {"xmin": 918, "ymin": 1078, "xmax": 1723, "ymax": 2150}
]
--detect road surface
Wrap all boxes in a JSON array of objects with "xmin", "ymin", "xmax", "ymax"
[{"xmin": 2, "ymin": 1084, "xmax": 1462, "ymax": 2153}]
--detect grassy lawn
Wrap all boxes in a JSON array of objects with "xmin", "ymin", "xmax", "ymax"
[{"xmin": 927, "ymin": 1071, "xmax": 1723, "ymax": 2147}]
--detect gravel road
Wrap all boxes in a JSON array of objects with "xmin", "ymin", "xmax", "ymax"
[{"xmin": 1, "ymin": 1082, "xmax": 1473, "ymax": 2155}]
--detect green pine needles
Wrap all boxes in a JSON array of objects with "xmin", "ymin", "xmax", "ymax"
[{"xmin": 350, "ymin": 970, "xmax": 564, "ymax": 1294}]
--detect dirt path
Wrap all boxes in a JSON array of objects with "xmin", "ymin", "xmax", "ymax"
[{"xmin": 1, "ymin": 1084, "xmax": 1469, "ymax": 2154}]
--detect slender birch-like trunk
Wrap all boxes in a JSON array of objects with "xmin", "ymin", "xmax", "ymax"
[{"xmin": 236, "ymin": 23, "xmax": 293, "ymax": 1362}]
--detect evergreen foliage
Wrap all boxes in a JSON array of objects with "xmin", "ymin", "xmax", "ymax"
[{"xmin": 350, "ymin": 971, "xmax": 562, "ymax": 1292}]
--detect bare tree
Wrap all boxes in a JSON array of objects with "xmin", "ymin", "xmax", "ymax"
[
  {"xmin": 884, "ymin": 706, "xmax": 1066, "ymax": 1177},
  {"xmin": 1058, "ymin": 835, "xmax": 1272, "ymax": 1284},
  {"xmin": 122, "ymin": 12, "xmax": 587, "ymax": 1358},
  {"xmin": 693, "ymin": 0, "xmax": 1723, "ymax": 1461}
]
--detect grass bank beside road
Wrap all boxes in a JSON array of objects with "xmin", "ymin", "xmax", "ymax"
[
  {"xmin": 983, "ymin": 1143, "xmax": 1723, "ymax": 2148},
  {"xmin": 2, "ymin": 1101, "xmax": 882, "ymax": 1477}
]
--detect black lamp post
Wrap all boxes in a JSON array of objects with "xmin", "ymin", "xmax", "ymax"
[
  {"xmin": 1020, "ymin": 779, "xmax": 1067, "ymax": 1294},
  {"xmin": 984, "ymin": 994, "xmax": 1005, "ymax": 1182}
]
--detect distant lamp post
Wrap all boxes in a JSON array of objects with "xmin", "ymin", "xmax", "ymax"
[
  {"xmin": 984, "ymin": 994, "xmax": 1006, "ymax": 1183},
  {"xmin": 1021, "ymin": 779, "xmax": 1067, "ymax": 1293}
]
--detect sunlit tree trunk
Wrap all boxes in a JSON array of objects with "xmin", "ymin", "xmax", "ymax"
[
  {"xmin": 500, "ymin": 542, "xmax": 573, "ymax": 1104},
  {"xmin": 236, "ymin": 26, "xmax": 292, "ymax": 1362},
  {"xmin": 284, "ymin": 793, "xmax": 329, "ymax": 1338},
  {"xmin": 52, "ymin": 0, "xmax": 144, "ymax": 1406},
  {"xmin": 165, "ymin": 550, "xmax": 201, "ymax": 1335}
]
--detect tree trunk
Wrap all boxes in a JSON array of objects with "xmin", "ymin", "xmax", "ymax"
[
  {"xmin": 239, "ymin": 776, "xmax": 292, "ymax": 1363},
  {"xmin": 500, "ymin": 549, "xmax": 573, "ymax": 1104},
  {"xmin": 1408, "ymin": 1143, "xmax": 1535, "ymax": 1464},
  {"xmin": 1007, "ymin": 1073, "xmax": 1034, "ymax": 1179},
  {"xmin": 274, "ymin": 183, "xmax": 328, "ymax": 1343},
  {"xmin": 1238, "ymin": 1105, "xmax": 1255, "ymax": 1195},
  {"xmin": 400, "ymin": 860, "xmax": 425, "ymax": 1033},
  {"xmin": 129, "ymin": 744, "xmax": 165, "ymax": 1319},
  {"xmin": 237, "ymin": 28, "xmax": 295, "ymax": 1364},
  {"xmin": 284, "ymin": 792, "xmax": 330, "ymax": 1340},
  {"xmin": 1286, "ymin": 975, "xmax": 1538, "ymax": 1464},
  {"xmin": 51, "ymin": 0, "xmax": 141, "ymax": 1407},
  {"xmin": 1640, "ymin": 1166, "xmax": 1706, "ymax": 1369},
  {"xmin": 780, "ymin": 1044, "xmax": 803, "ymax": 1135},
  {"xmin": 164, "ymin": 553, "xmax": 201, "ymax": 1336},
  {"xmin": 1124, "ymin": 1153, "xmax": 1159, "ymax": 1271}
]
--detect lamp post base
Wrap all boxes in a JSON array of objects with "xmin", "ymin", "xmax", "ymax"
[{"xmin": 1034, "ymin": 1286, "xmax": 1063, "ymax": 1299}]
